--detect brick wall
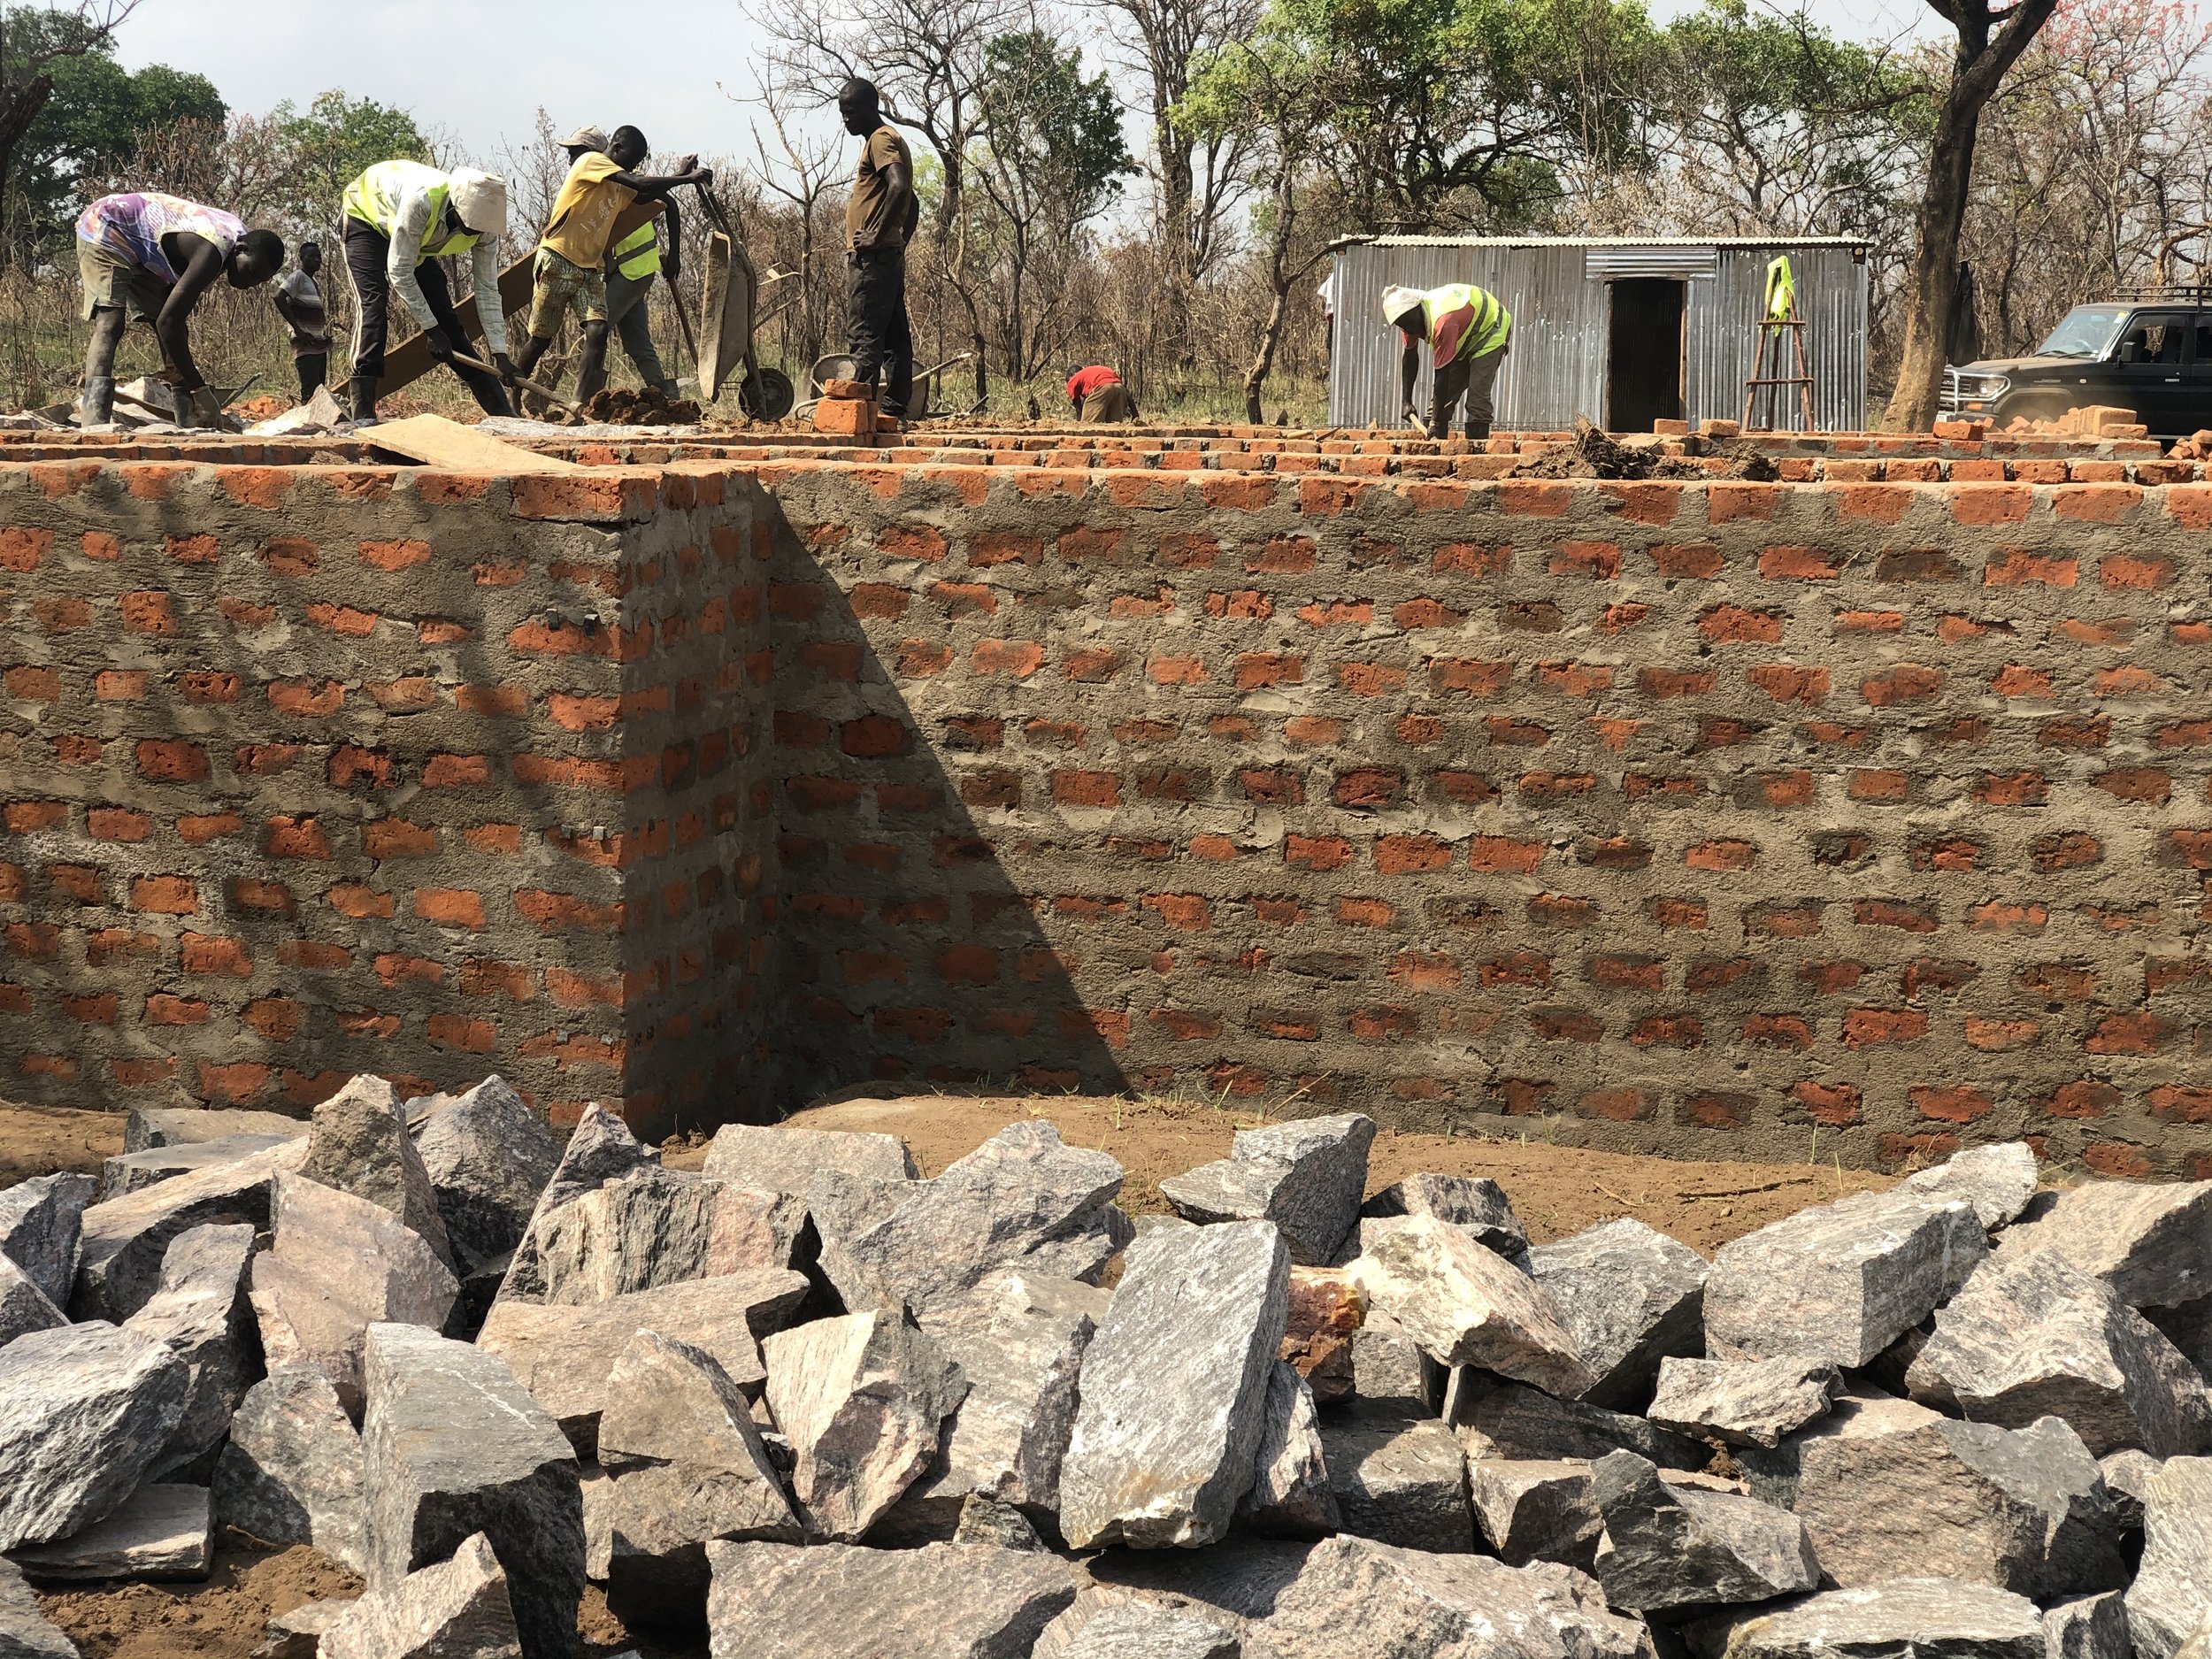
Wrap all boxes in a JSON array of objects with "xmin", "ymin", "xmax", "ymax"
[
  {"xmin": 6, "ymin": 436, "xmax": 2212, "ymax": 1173},
  {"xmin": 0, "ymin": 457, "xmax": 772, "ymax": 1135},
  {"xmin": 751, "ymin": 462, "xmax": 2212, "ymax": 1174}
]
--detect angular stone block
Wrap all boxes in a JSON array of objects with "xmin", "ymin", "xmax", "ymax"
[
  {"xmin": 1349, "ymin": 1215, "xmax": 1589, "ymax": 1395},
  {"xmin": 529, "ymin": 1169, "xmax": 806, "ymax": 1305},
  {"xmin": 412, "ymin": 1077, "xmax": 560, "ymax": 1278},
  {"xmin": 99, "ymin": 1133, "xmax": 296, "ymax": 1201},
  {"xmin": 1527, "ymin": 1217, "xmax": 1708, "ymax": 1409},
  {"xmin": 320, "ymin": 1531, "xmax": 521, "ymax": 1659},
  {"xmin": 1696, "ymin": 1579, "xmax": 2045, "ymax": 1659},
  {"xmin": 2126, "ymin": 1455, "xmax": 2212, "ymax": 1659},
  {"xmin": 495, "ymin": 1105, "xmax": 659, "ymax": 1308},
  {"xmin": 1362, "ymin": 1172, "xmax": 1527, "ymax": 1256},
  {"xmin": 300, "ymin": 1074, "xmax": 454, "ymax": 1270},
  {"xmin": 1588, "ymin": 1450, "xmax": 1816, "ymax": 1612},
  {"xmin": 1162, "ymin": 1114, "xmax": 1375, "ymax": 1267},
  {"xmin": 0, "ymin": 1322, "xmax": 188, "ymax": 1550},
  {"xmin": 9, "ymin": 1482, "xmax": 211, "ymax": 1582},
  {"xmin": 0, "ymin": 1171, "xmax": 95, "ymax": 1311},
  {"xmin": 0, "ymin": 1254, "xmax": 63, "ymax": 1352},
  {"xmin": 703, "ymin": 1123, "xmax": 918, "ymax": 1189},
  {"xmin": 1451, "ymin": 1379, "xmax": 1707, "ymax": 1470},
  {"xmin": 73, "ymin": 1138, "xmax": 304, "ymax": 1321},
  {"xmin": 0, "ymin": 1556, "xmax": 74, "ymax": 1657},
  {"xmin": 214, "ymin": 1361, "xmax": 368, "ymax": 1571},
  {"xmin": 1470, "ymin": 1458, "xmax": 1601, "ymax": 1570},
  {"xmin": 705, "ymin": 1539, "xmax": 1075, "ymax": 1659},
  {"xmin": 126, "ymin": 1105, "xmax": 306, "ymax": 1152},
  {"xmin": 1647, "ymin": 1356, "xmax": 1841, "ymax": 1450},
  {"xmin": 1898, "ymin": 1142, "xmax": 2039, "ymax": 1230},
  {"xmin": 2000, "ymin": 1182, "xmax": 2212, "ymax": 1310},
  {"xmin": 1241, "ymin": 1361, "xmax": 1339, "ymax": 1540},
  {"xmin": 1320, "ymin": 1404, "xmax": 1471, "ymax": 1553},
  {"xmin": 123, "ymin": 1221, "xmax": 257, "ymax": 1477}
]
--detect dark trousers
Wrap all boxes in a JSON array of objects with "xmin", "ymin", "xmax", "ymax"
[
  {"xmin": 342, "ymin": 219, "xmax": 508, "ymax": 414},
  {"xmin": 295, "ymin": 353, "xmax": 327, "ymax": 402},
  {"xmin": 1431, "ymin": 336, "xmax": 1509, "ymax": 439},
  {"xmin": 847, "ymin": 246, "xmax": 913, "ymax": 417},
  {"xmin": 607, "ymin": 267, "xmax": 671, "ymax": 389}
]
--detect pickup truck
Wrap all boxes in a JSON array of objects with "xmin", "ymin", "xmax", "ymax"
[{"xmin": 1940, "ymin": 299, "xmax": 2212, "ymax": 439}]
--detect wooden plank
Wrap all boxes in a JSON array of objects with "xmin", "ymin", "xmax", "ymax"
[
  {"xmin": 338, "ymin": 201, "xmax": 668, "ymax": 398},
  {"xmin": 363, "ymin": 414, "xmax": 580, "ymax": 472}
]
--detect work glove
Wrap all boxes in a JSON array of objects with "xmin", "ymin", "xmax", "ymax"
[
  {"xmin": 424, "ymin": 332, "xmax": 457, "ymax": 365},
  {"xmin": 492, "ymin": 351, "xmax": 519, "ymax": 384},
  {"xmin": 182, "ymin": 385, "xmax": 223, "ymax": 428}
]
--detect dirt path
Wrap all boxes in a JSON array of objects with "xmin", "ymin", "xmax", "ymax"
[{"xmin": 0, "ymin": 1102, "xmax": 122, "ymax": 1188}]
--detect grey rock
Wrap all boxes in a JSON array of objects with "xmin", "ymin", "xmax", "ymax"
[
  {"xmin": 893, "ymin": 1271, "xmax": 1107, "ymax": 1534},
  {"xmin": 0, "ymin": 1255, "xmax": 63, "ymax": 1351},
  {"xmin": 1362, "ymin": 1173, "xmax": 1527, "ymax": 1256},
  {"xmin": 412, "ymin": 1079, "xmax": 560, "ymax": 1277},
  {"xmin": 1068, "ymin": 1540, "xmax": 1311, "ymax": 1636},
  {"xmin": 73, "ymin": 1138, "xmax": 305, "ymax": 1320},
  {"xmin": 2147, "ymin": 1300, "xmax": 2212, "ymax": 1386},
  {"xmin": 1648, "ymin": 1356, "xmax": 1841, "ymax": 1449},
  {"xmin": 804, "ymin": 1167, "xmax": 919, "ymax": 1311},
  {"xmin": 1526, "ymin": 1218, "xmax": 1709, "ymax": 1409},
  {"xmin": 2044, "ymin": 1593, "xmax": 2129, "ymax": 1659},
  {"xmin": 2126, "ymin": 1456, "xmax": 2212, "ymax": 1659},
  {"xmin": 1907, "ymin": 1248, "xmax": 2211, "ymax": 1457},
  {"xmin": 1733, "ymin": 1387, "xmax": 1947, "ymax": 1510},
  {"xmin": 0, "ymin": 1172, "xmax": 94, "ymax": 1311},
  {"xmin": 530, "ymin": 1169, "xmax": 806, "ymax": 1305},
  {"xmin": 1245, "ymin": 1534, "xmax": 1647, "ymax": 1659},
  {"xmin": 1899, "ymin": 1143, "xmax": 2040, "ymax": 1231},
  {"xmin": 476, "ymin": 1269, "xmax": 808, "ymax": 1454},
  {"xmin": 1240, "ymin": 1363, "xmax": 1338, "ymax": 1539},
  {"xmin": 124, "ymin": 1222, "xmax": 257, "ymax": 1477},
  {"xmin": 1349, "ymin": 1215, "xmax": 1589, "ymax": 1394},
  {"xmin": 99, "ymin": 1135, "xmax": 295, "ymax": 1201},
  {"xmin": 1161, "ymin": 1114, "xmax": 1375, "ymax": 1267},
  {"xmin": 1348, "ymin": 1312, "xmax": 1444, "ymax": 1411},
  {"xmin": 761, "ymin": 1310, "xmax": 966, "ymax": 1541},
  {"xmin": 1697, "ymin": 1579, "xmax": 2045, "ymax": 1659},
  {"xmin": 214, "ymin": 1362, "xmax": 368, "ymax": 1571},
  {"xmin": 1795, "ymin": 1414, "xmax": 2125, "ymax": 1599},
  {"xmin": 362, "ymin": 1324, "xmax": 584, "ymax": 1659},
  {"xmin": 1060, "ymin": 1221, "xmax": 1290, "ymax": 1550},
  {"xmin": 321, "ymin": 1531, "xmax": 520, "ymax": 1659},
  {"xmin": 595, "ymin": 1332, "xmax": 800, "ymax": 1617},
  {"xmin": 301, "ymin": 1075, "xmax": 455, "ymax": 1270},
  {"xmin": 7, "ymin": 1483, "xmax": 210, "ymax": 1582},
  {"xmin": 704, "ymin": 1538, "xmax": 1075, "ymax": 1659},
  {"xmin": 1319, "ymin": 1404, "xmax": 1471, "ymax": 1553},
  {"xmin": 250, "ymin": 1174, "xmax": 458, "ymax": 1411},
  {"xmin": 1704, "ymin": 1188, "xmax": 1987, "ymax": 1368},
  {"xmin": 1588, "ymin": 1450, "xmax": 1816, "ymax": 1612},
  {"xmin": 1451, "ymin": 1378, "xmax": 1709, "ymax": 1469},
  {"xmin": 831, "ymin": 1121, "xmax": 1131, "ymax": 1317},
  {"xmin": 1999, "ymin": 1183, "xmax": 2212, "ymax": 1310},
  {"xmin": 703, "ymin": 1123, "xmax": 918, "ymax": 1188},
  {"xmin": 955, "ymin": 1493, "xmax": 1049, "ymax": 1553},
  {"xmin": 1061, "ymin": 1602, "xmax": 1240, "ymax": 1659},
  {"xmin": 255, "ymin": 1599, "xmax": 349, "ymax": 1659},
  {"xmin": 0, "ymin": 1557, "xmax": 74, "ymax": 1657},
  {"xmin": 0, "ymin": 1322, "xmax": 188, "ymax": 1549},
  {"xmin": 495, "ymin": 1105, "xmax": 659, "ymax": 1307},
  {"xmin": 2097, "ymin": 1448, "xmax": 2159, "ymax": 1528},
  {"xmin": 1470, "ymin": 1459, "xmax": 1601, "ymax": 1569},
  {"xmin": 126, "ymin": 1105, "xmax": 305, "ymax": 1153}
]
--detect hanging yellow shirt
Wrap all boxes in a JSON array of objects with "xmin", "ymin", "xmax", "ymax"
[{"xmin": 540, "ymin": 152, "xmax": 635, "ymax": 270}]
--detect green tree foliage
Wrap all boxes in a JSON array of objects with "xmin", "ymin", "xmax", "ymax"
[{"xmin": 2, "ymin": 5, "xmax": 222, "ymax": 244}]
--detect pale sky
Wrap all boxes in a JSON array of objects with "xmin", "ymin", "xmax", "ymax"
[{"xmin": 115, "ymin": 0, "xmax": 1943, "ymax": 168}]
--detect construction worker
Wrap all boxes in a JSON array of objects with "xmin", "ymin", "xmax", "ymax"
[
  {"xmin": 511, "ymin": 127, "xmax": 710, "ymax": 405},
  {"xmin": 74, "ymin": 190, "xmax": 285, "ymax": 427},
  {"xmin": 1066, "ymin": 364, "xmax": 1136, "ymax": 422},
  {"xmin": 273, "ymin": 239, "xmax": 332, "ymax": 403},
  {"xmin": 839, "ymin": 78, "xmax": 918, "ymax": 421},
  {"xmin": 1383, "ymin": 281, "xmax": 1512, "ymax": 441},
  {"xmin": 555, "ymin": 127, "xmax": 681, "ymax": 400},
  {"xmin": 339, "ymin": 160, "xmax": 515, "ymax": 423}
]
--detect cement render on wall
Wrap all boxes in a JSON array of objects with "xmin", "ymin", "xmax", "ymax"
[{"xmin": 4, "ymin": 441, "xmax": 2212, "ymax": 1171}]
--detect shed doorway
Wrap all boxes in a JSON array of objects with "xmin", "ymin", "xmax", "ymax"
[{"xmin": 1606, "ymin": 278, "xmax": 1686, "ymax": 431}]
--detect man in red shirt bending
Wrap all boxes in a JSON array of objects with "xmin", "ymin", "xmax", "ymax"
[{"xmin": 1066, "ymin": 364, "xmax": 1137, "ymax": 422}]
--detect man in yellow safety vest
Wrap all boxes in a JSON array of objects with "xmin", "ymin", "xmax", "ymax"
[
  {"xmin": 561, "ymin": 127, "xmax": 681, "ymax": 400},
  {"xmin": 338, "ymin": 159, "xmax": 516, "ymax": 424},
  {"xmin": 1384, "ymin": 281, "xmax": 1513, "ymax": 441}
]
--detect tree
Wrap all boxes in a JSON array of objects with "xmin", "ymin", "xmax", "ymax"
[
  {"xmin": 970, "ymin": 28, "xmax": 1134, "ymax": 380},
  {"xmin": 1885, "ymin": 0, "xmax": 2059, "ymax": 431},
  {"xmin": 1, "ymin": 3, "xmax": 225, "ymax": 254}
]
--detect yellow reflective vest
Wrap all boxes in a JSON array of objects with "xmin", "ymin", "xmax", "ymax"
[
  {"xmin": 341, "ymin": 160, "xmax": 480, "ymax": 260},
  {"xmin": 1415, "ymin": 284, "xmax": 1512, "ymax": 368},
  {"xmin": 612, "ymin": 220, "xmax": 661, "ymax": 280}
]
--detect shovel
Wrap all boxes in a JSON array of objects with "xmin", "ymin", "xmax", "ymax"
[{"xmin": 448, "ymin": 350, "xmax": 582, "ymax": 416}]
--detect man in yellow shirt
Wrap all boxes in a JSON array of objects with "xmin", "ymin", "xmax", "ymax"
[{"xmin": 511, "ymin": 125, "xmax": 711, "ymax": 404}]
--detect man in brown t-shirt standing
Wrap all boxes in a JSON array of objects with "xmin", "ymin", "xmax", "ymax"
[{"xmin": 839, "ymin": 78, "xmax": 918, "ymax": 420}]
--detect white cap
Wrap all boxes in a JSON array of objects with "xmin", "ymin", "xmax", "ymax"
[
  {"xmin": 448, "ymin": 169, "xmax": 509, "ymax": 238},
  {"xmin": 1381, "ymin": 284, "xmax": 1424, "ymax": 326}
]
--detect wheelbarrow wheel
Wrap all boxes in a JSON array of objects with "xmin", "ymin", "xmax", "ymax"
[{"xmin": 741, "ymin": 366, "xmax": 795, "ymax": 421}]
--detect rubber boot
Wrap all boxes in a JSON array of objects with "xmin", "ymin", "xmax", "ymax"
[
  {"xmin": 78, "ymin": 376, "xmax": 114, "ymax": 427},
  {"xmin": 658, "ymin": 380, "xmax": 681, "ymax": 400},
  {"xmin": 349, "ymin": 376, "xmax": 380, "ymax": 426}
]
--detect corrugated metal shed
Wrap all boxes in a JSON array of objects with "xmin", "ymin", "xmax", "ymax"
[{"xmin": 1326, "ymin": 235, "xmax": 1869, "ymax": 432}]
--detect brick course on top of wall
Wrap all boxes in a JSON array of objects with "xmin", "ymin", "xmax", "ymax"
[{"xmin": 6, "ymin": 433, "xmax": 2212, "ymax": 1173}]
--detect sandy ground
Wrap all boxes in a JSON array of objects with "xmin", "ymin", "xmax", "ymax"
[{"xmin": 4, "ymin": 1091, "xmax": 1899, "ymax": 1656}]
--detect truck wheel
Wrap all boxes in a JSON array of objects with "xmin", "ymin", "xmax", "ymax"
[{"xmin": 1996, "ymin": 391, "xmax": 2070, "ymax": 429}]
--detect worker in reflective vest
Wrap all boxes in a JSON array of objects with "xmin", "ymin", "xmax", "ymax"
[
  {"xmin": 1383, "ymin": 281, "xmax": 1512, "ymax": 441},
  {"xmin": 559, "ymin": 125, "xmax": 685, "ymax": 400},
  {"xmin": 339, "ymin": 159, "xmax": 516, "ymax": 424}
]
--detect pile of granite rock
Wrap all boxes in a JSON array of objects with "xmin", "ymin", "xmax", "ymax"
[{"xmin": 4, "ymin": 1082, "xmax": 2212, "ymax": 1659}]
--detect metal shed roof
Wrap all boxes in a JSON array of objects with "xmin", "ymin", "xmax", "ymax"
[{"xmin": 1331, "ymin": 234, "xmax": 1870, "ymax": 250}]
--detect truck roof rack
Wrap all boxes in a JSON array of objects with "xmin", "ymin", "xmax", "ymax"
[{"xmin": 2108, "ymin": 284, "xmax": 2212, "ymax": 303}]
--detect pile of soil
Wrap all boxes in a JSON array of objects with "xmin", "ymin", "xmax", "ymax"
[
  {"xmin": 551, "ymin": 385, "xmax": 703, "ymax": 427},
  {"xmin": 1508, "ymin": 418, "xmax": 1778, "ymax": 482},
  {"xmin": 39, "ymin": 1545, "xmax": 357, "ymax": 1659}
]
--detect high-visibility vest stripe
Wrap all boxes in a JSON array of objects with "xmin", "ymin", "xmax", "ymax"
[{"xmin": 342, "ymin": 161, "xmax": 480, "ymax": 260}]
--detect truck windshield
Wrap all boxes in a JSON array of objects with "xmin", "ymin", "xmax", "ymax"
[{"xmin": 2036, "ymin": 306, "xmax": 2128, "ymax": 359}]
